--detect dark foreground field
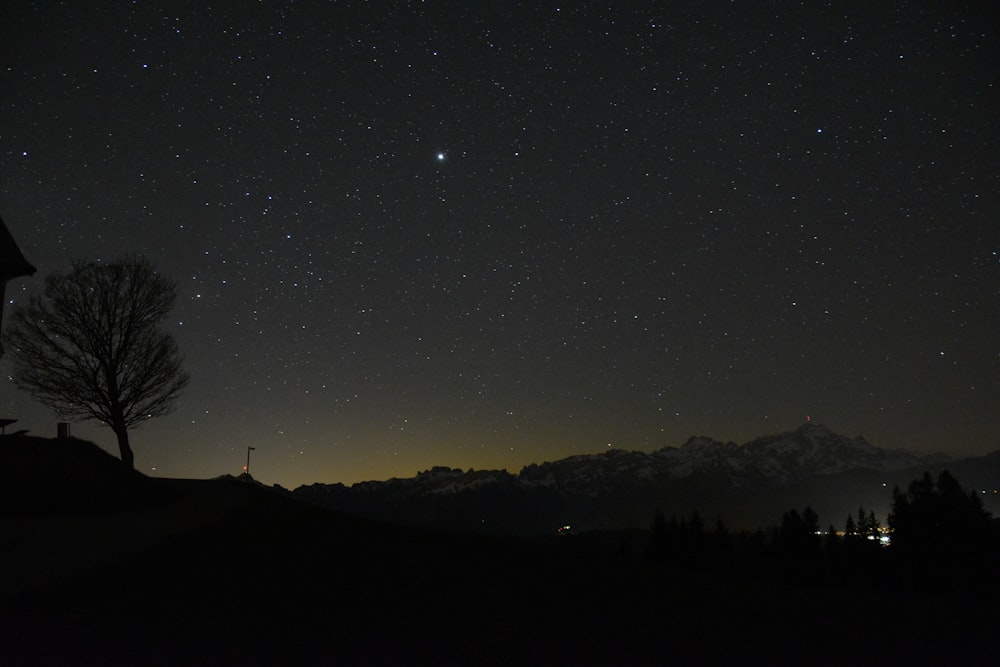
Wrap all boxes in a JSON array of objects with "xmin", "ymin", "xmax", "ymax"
[{"xmin": 1, "ymin": 437, "xmax": 996, "ymax": 666}]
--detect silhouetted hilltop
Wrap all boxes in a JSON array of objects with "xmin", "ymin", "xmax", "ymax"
[
  {"xmin": 0, "ymin": 434, "xmax": 172, "ymax": 515},
  {"xmin": 1, "ymin": 433, "xmax": 997, "ymax": 665}
]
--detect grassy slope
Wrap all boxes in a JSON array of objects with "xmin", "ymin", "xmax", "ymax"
[{"xmin": 1, "ymin": 437, "xmax": 996, "ymax": 666}]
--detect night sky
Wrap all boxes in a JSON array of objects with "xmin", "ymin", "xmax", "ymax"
[{"xmin": 1, "ymin": 2, "xmax": 997, "ymax": 488}]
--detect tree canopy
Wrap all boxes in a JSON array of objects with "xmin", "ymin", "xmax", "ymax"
[{"xmin": 888, "ymin": 470, "xmax": 993, "ymax": 561}]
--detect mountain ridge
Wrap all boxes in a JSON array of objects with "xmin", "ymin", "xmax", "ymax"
[{"xmin": 291, "ymin": 423, "xmax": 997, "ymax": 533}]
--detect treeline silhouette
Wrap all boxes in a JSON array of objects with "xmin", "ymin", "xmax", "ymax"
[{"xmin": 647, "ymin": 470, "xmax": 997, "ymax": 597}]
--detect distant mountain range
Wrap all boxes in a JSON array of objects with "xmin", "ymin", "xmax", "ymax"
[{"xmin": 291, "ymin": 423, "xmax": 1000, "ymax": 534}]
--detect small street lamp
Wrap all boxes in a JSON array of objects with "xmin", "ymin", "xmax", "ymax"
[{"xmin": 245, "ymin": 446, "xmax": 256, "ymax": 476}]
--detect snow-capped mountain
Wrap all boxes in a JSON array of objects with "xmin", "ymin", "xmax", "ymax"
[
  {"xmin": 655, "ymin": 423, "xmax": 924, "ymax": 483},
  {"xmin": 291, "ymin": 424, "xmax": 991, "ymax": 534},
  {"xmin": 511, "ymin": 423, "xmax": 925, "ymax": 494}
]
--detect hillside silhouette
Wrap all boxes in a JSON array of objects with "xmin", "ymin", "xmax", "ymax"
[
  {"xmin": 2, "ymin": 436, "xmax": 998, "ymax": 666},
  {"xmin": 0, "ymin": 435, "xmax": 170, "ymax": 515}
]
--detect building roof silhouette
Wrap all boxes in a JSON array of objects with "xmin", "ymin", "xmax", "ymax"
[{"xmin": 0, "ymin": 215, "xmax": 36, "ymax": 282}]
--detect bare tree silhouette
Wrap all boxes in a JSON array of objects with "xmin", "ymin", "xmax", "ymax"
[{"xmin": 4, "ymin": 256, "xmax": 189, "ymax": 469}]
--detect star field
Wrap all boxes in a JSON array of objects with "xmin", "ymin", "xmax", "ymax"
[{"xmin": 1, "ymin": 2, "xmax": 997, "ymax": 487}]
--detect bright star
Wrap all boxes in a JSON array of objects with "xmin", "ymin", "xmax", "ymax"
[{"xmin": 436, "ymin": 152, "xmax": 446, "ymax": 161}]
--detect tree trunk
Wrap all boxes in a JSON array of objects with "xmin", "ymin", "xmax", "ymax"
[{"xmin": 114, "ymin": 424, "xmax": 135, "ymax": 470}]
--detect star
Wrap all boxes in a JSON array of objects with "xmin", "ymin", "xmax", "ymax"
[{"xmin": 436, "ymin": 152, "xmax": 446, "ymax": 162}]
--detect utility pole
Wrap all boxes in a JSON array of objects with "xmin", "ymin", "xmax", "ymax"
[{"xmin": 245, "ymin": 446, "xmax": 256, "ymax": 476}]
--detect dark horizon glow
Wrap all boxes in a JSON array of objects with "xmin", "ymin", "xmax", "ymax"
[{"xmin": 1, "ymin": 2, "xmax": 997, "ymax": 488}]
